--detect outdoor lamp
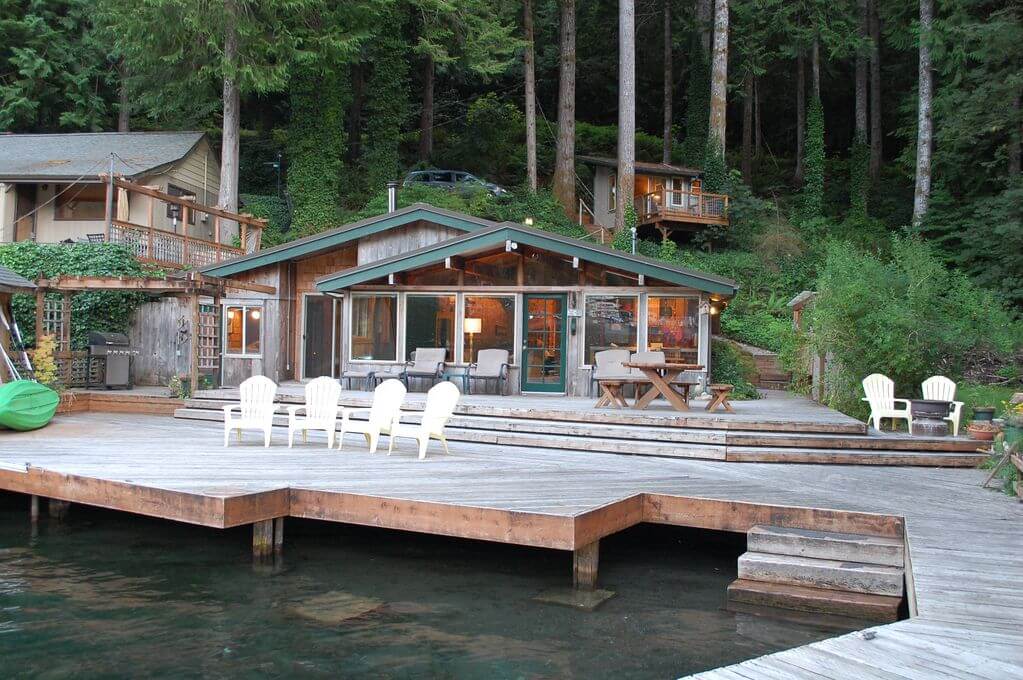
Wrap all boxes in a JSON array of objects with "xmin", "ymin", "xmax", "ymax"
[
  {"xmin": 464, "ymin": 317, "xmax": 482, "ymax": 359},
  {"xmin": 524, "ymin": 217, "xmax": 534, "ymax": 226},
  {"xmin": 250, "ymin": 309, "xmax": 261, "ymax": 320}
]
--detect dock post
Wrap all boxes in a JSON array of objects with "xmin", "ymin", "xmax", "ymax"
[
  {"xmin": 273, "ymin": 517, "xmax": 284, "ymax": 556},
  {"xmin": 573, "ymin": 540, "xmax": 600, "ymax": 590},
  {"xmin": 252, "ymin": 519, "xmax": 274, "ymax": 560},
  {"xmin": 30, "ymin": 495, "xmax": 39, "ymax": 523},
  {"xmin": 48, "ymin": 499, "xmax": 70, "ymax": 521}
]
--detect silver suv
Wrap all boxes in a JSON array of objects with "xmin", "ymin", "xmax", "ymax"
[{"xmin": 403, "ymin": 170, "xmax": 508, "ymax": 196}]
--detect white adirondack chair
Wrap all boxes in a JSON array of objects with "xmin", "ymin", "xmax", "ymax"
[
  {"xmin": 287, "ymin": 376, "xmax": 343, "ymax": 448},
  {"xmin": 922, "ymin": 375, "xmax": 965, "ymax": 437},
  {"xmin": 388, "ymin": 381, "xmax": 460, "ymax": 460},
  {"xmin": 337, "ymin": 378, "xmax": 406, "ymax": 453},
  {"xmin": 223, "ymin": 375, "xmax": 278, "ymax": 447},
  {"xmin": 862, "ymin": 373, "xmax": 912, "ymax": 434}
]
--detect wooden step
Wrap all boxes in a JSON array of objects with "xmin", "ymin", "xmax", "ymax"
[
  {"xmin": 748, "ymin": 525, "xmax": 904, "ymax": 567},
  {"xmin": 727, "ymin": 578, "xmax": 901, "ymax": 622},
  {"xmin": 737, "ymin": 551, "xmax": 904, "ymax": 597},
  {"xmin": 726, "ymin": 447, "xmax": 984, "ymax": 467}
]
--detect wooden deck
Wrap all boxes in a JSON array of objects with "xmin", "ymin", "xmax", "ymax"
[{"xmin": 0, "ymin": 413, "xmax": 1020, "ymax": 678}]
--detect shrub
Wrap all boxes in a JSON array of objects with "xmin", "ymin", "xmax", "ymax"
[
  {"xmin": 711, "ymin": 339, "xmax": 760, "ymax": 399},
  {"xmin": 240, "ymin": 193, "xmax": 291, "ymax": 247}
]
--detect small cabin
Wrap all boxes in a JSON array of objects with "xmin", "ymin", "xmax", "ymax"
[{"xmin": 579, "ymin": 155, "xmax": 729, "ymax": 241}]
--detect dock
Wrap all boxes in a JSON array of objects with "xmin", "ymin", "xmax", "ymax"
[{"xmin": 0, "ymin": 412, "xmax": 1020, "ymax": 678}]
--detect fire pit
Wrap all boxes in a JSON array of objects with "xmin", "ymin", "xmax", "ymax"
[{"xmin": 910, "ymin": 399, "xmax": 952, "ymax": 437}]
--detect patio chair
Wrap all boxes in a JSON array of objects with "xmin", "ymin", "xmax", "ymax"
[
  {"xmin": 388, "ymin": 381, "xmax": 461, "ymax": 460},
  {"xmin": 862, "ymin": 373, "xmax": 913, "ymax": 434},
  {"xmin": 922, "ymin": 375, "xmax": 965, "ymax": 437},
  {"xmin": 467, "ymin": 349, "xmax": 510, "ymax": 395},
  {"xmin": 223, "ymin": 375, "xmax": 278, "ymax": 447},
  {"xmin": 590, "ymin": 349, "xmax": 633, "ymax": 396},
  {"xmin": 286, "ymin": 376, "xmax": 342, "ymax": 448},
  {"xmin": 337, "ymin": 378, "xmax": 406, "ymax": 453},
  {"xmin": 400, "ymin": 348, "xmax": 446, "ymax": 390}
]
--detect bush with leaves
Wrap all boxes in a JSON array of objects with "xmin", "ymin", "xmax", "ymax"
[
  {"xmin": 0, "ymin": 243, "xmax": 149, "ymax": 348},
  {"xmin": 710, "ymin": 339, "xmax": 760, "ymax": 399},
  {"xmin": 240, "ymin": 193, "xmax": 291, "ymax": 247}
]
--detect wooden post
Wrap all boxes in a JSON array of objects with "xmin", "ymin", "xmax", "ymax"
[
  {"xmin": 240, "ymin": 223, "xmax": 248, "ymax": 252},
  {"xmin": 273, "ymin": 517, "xmax": 284, "ymax": 555},
  {"xmin": 252, "ymin": 519, "xmax": 273, "ymax": 559},
  {"xmin": 189, "ymin": 292, "xmax": 200, "ymax": 393},
  {"xmin": 48, "ymin": 499, "xmax": 70, "ymax": 521},
  {"xmin": 34, "ymin": 287, "xmax": 45, "ymax": 343},
  {"xmin": 573, "ymin": 540, "xmax": 599, "ymax": 590},
  {"xmin": 182, "ymin": 205, "xmax": 191, "ymax": 267},
  {"xmin": 30, "ymin": 495, "xmax": 39, "ymax": 523}
]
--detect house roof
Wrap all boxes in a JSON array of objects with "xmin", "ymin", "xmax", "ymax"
[
  {"xmin": 0, "ymin": 266, "xmax": 36, "ymax": 294},
  {"xmin": 315, "ymin": 222, "xmax": 738, "ymax": 296},
  {"xmin": 577, "ymin": 155, "xmax": 702, "ymax": 178},
  {"xmin": 788, "ymin": 290, "xmax": 816, "ymax": 310},
  {"xmin": 0, "ymin": 131, "xmax": 207, "ymax": 182},
  {"xmin": 201, "ymin": 203, "xmax": 505, "ymax": 277}
]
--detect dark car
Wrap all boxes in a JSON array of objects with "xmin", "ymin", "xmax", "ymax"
[{"xmin": 403, "ymin": 170, "xmax": 508, "ymax": 197}]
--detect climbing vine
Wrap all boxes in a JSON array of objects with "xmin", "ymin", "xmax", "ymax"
[
  {"xmin": 0, "ymin": 242, "xmax": 149, "ymax": 348},
  {"xmin": 361, "ymin": 17, "xmax": 409, "ymax": 195},
  {"xmin": 849, "ymin": 138, "xmax": 870, "ymax": 219},
  {"xmin": 679, "ymin": 37, "xmax": 710, "ymax": 165},
  {"xmin": 286, "ymin": 66, "xmax": 349, "ymax": 234},
  {"xmin": 801, "ymin": 95, "xmax": 826, "ymax": 220},
  {"xmin": 701, "ymin": 137, "xmax": 728, "ymax": 193}
]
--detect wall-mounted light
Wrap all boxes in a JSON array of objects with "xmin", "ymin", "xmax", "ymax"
[
  {"xmin": 250, "ymin": 309, "xmax": 261, "ymax": 320},
  {"xmin": 524, "ymin": 217, "xmax": 534, "ymax": 227}
]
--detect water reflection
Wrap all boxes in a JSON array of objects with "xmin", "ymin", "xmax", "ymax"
[{"xmin": 0, "ymin": 500, "xmax": 856, "ymax": 678}]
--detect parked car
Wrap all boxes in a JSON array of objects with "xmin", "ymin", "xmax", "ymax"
[{"xmin": 403, "ymin": 170, "xmax": 508, "ymax": 197}]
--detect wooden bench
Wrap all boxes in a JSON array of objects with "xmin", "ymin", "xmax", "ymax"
[
  {"xmin": 595, "ymin": 380, "xmax": 631, "ymax": 409},
  {"xmin": 706, "ymin": 383, "xmax": 735, "ymax": 413}
]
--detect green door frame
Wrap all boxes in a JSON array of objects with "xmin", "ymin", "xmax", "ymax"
[{"xmin": 521, "ymin": 293, "xmax": 568, "ymax": 393}]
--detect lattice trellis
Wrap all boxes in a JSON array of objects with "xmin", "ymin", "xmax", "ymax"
[
  {"xmin": 42, "ymin": 297, "xmax": 69, "ymax": 352},
  {"xmin": 198, "ymin": 303, "xmax": 221, "ymax": 379}
]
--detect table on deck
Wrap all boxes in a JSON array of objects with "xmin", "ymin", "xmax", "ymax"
[{"xmin": 622, "ymin": 362, "xmax": 703, "ymax": 411}]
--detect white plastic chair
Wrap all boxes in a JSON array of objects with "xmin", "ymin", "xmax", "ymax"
[
  {"xmin": 861, "ymin": 373, "xmax": 912, "ymax": 434},
  {"xmin": 337, "ymin": 378, "xmax": 407, "ymax": 453},
  {"xmin": 922, "ymin": 375, "xmax": 964, "ymax": 436},
  {"xmin": 223, "ymin": 375, "xmax": 278, "ymax": 447},
  {"xmin": 287, "ymin": 376, "xmax": 343, "ymax": 448},
  {"xmin": 388, "ymin": 381, "xmax": 460, "ymax": 460}
]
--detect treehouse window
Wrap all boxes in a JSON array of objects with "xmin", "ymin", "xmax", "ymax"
[{"xmin": 54, "ymin": 183, "xmax": 106, "ymax": 221}]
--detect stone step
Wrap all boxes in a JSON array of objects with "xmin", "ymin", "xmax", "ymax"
[
  {"xmin": 727, "ymin": 578, "xmax": 901, "ymax": 622},
  {"xmin": 737, "ymin": 551, "xmax": 905, "ymax": 597},
  {"xmin": 748, "ymin": 525, "xmax": 904, "ymax": 567}
]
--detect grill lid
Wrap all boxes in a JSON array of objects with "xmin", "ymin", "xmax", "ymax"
[{"xmin": 87, "ymin": 331, "xmax": 130, "ymax": 346}]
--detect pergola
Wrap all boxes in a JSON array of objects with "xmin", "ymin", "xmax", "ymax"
[{"xmin": 33, "ymin": 272, "xmax": 275, "ymax": 390}]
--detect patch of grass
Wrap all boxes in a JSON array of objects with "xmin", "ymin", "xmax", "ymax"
[{"xmin": 957, "ymin": 383, "xmax": 1018, "ymax": 421}]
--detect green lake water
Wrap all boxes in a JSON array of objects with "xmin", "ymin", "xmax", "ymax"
[{"xmin": 0, "ymin": 495, "xmax": 858, "ymax": 678}]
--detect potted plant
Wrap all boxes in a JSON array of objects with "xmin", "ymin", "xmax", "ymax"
[
  {"xmin": 1004, "ymin": 402, "xmax": 1023, "ymax": 446},
  {"xmin": 972, "ymin": 406, "xmax": 996, "ymax": 422},
  {"xmin": 967, "ymin": 421, "xmax": 1000, "ymax": 441}
]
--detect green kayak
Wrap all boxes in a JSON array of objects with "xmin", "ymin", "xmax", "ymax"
[{"xmin": 0, "ymin": 380, "xmax": 60, "ymax": 431}]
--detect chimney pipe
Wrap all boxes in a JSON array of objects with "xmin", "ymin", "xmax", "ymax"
[{"xmin": 387, "ymin": 181, "xmax": 399, "ymax": 213}]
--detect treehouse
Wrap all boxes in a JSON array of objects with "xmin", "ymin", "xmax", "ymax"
[{"xmin": 578, "ymin": 155, "xmax": 729, "ymax": 241}]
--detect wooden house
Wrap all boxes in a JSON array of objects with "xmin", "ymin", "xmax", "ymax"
[
  {"xmin": 578, "ymin": 155, "xmax": 729, "ymax": 241},
  {"xmin": 202, "ymin": 198, "xmax": 737, "ymax": 394}
]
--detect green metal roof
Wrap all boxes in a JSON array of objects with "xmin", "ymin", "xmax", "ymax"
[
  {"xmin": 315, "ymin": 224, "xmax": 738, "ymax": 296},
  {"xmin": 201, "ymin": 203, "xmax": 503, "ymax": 277}
]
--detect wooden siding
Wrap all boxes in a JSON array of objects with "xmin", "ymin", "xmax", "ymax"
[{"xmin": 356, "ymin": 221, "xmax": 462, "ymax": 265}]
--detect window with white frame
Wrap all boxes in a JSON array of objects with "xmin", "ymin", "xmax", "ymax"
[
  {"xmin": 646, "ymin": 296, "xmax": 699, "ymax": 362},
  {"xmin": 463, "ymin": 295, "xmax": 516, "ymax": 363},
  {"xmin": 225, "ymin": 304, "xmax": 263, "ymax": 356},
  {"xmin": 350, "ymin": 294, "xmax": 397, "ymax": 361},
  {"xmin": 583, "ymin": 294, "xmax": 638, "ymax": 365},
  {"xmin": 404, "ymin": 294, "xmax": 456, "ymax": 361}
]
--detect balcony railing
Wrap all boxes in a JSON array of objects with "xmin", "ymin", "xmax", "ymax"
[
  {"xmin": 109, "ymin": 220, "xmax": 244, "ymax": 269},
  {"xmin": 634, "ymin": 189, "xmax": 729, "ymax": 225}
]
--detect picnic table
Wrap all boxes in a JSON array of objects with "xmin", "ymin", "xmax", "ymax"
[{"xmin": 621, "ymin": 362, "xmax": 704, "ymax": 411}]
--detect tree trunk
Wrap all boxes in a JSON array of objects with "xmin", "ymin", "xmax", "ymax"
[
  {"xmin": 811, "ymin": 36, "xmax": 820, "ymax": 100},
  {"xmin": 117, "ymin": 60, "xmax": 130, "ymax": 132},
  {"xmin": 662, "ymin": 0, "xmax": 672, "ymax": 164},
  {"xmin": 855, "ymin": 0, "xmax": 868, "ymax": 144},
  {"xmin": 218, "ymin": 1, "xmax": 240, "ymax": 216},
  {"xmin": 912, "ymin": 0, "xmax": 934, "ymax": 226},
  {"xmin": 1010, "ymin": 92, "xmax": 1021, "ymax": 177},
  {"xmin": 707, "ymin": 0, "xmax": 729, "ymax": 156},
  {"xmin": 754, "ymin": 76, "xmax": 762, "ymax": 159},
  {"xmin": 524, "ymin": 0, "xmax": 538, "ymax": 191},
  {"xmin": 616, "ymin": 0, "xmax": 636, "ymax": 233},
  {"xmin": 697, "ymin": 0, "xmax": 713, "ymax": 54},
  {"xmin": 418, "ymin": 53, "xmax": 434, "ymax": 163},
  {"xmin": 741, "ymin": 74, "xmax": 753, "ymax": 184},
  {"xmin": 869, "ymin": 0, "xmax": 883, "ymax": 180},
  {"xmin": 795, "ymin": 51, "xmax": 805, "ymax": 186},
  {"xmin": 347, "ymin": 63, "xmax": 365, "ymax": 166},
  {"xmin": 553, "ymin": 0, "xmax": 577, "ymax": 216}
]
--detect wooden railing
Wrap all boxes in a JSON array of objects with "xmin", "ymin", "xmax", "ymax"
[
  {"xmin": 634, "ymin": 189, "xmax": 729, "ymax": 224},
  {"xmin": 109, "ymin": 220, "xmax": 244, "ymax": 269}
]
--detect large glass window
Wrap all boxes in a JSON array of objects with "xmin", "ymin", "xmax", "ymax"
[
  {"xmin": 225, "ymin": 304, "xmax": 262, "ymax": 356},
  {"xmin": 583, "ymin": 295, "xmax": 638, "ymax": 364},
  {"xmin": 351, "ymin": 294, "xmax": 397, "ymax": 361},
  {"xmin": 463, "ymin": 251, "xmax": 520, "ymax": 286},
  {"xmin": 403, "ymin": 264, "xmax": 460, "ymax": 286},
  {"xmin": 523, "ymin": 249, "xmax": 578, "ymax": 286},
  {"xmin": 404, "ymin": 295, "xmax": 455, "ymax": 361},
  {"xmin": 647, "ymin": 296, "xmax": 699, "ymax": 363},
  {"xmin": 463, "ymin": 296, "xmax": 515, "ymax": 363}
]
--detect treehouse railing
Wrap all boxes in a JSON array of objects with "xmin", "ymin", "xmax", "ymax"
[
  {"xmin": 634, "ymin": 189, "xmax": 729, "ymax": 224},
  {"xmin": 109, "ymin": 220, "xmax": 244, "ymax": 269}
]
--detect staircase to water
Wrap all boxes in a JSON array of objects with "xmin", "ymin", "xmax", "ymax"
[
  {"xmin": 728, "ymin": 525, "xmax": 906, "ymax": 622},
  {"xmin": 174, "ymin": 393, "xmax": 984, "ymax": 466}
]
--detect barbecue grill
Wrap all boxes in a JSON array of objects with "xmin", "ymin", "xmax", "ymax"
[{"xmin": 87, "ymin": 331, "xmax": 134, "ymax": 389}]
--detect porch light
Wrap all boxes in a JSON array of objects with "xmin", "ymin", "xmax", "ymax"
[
  {"xmin": 249, "ymin": 309, "xmax": 261, "ymax": 320},
  {"xmin": 524, "ymin": 217, "xmax": 534, "ymax": 226},
  {"xmin": 709, "ymin": 305, "xmax": 718, "ymax": 316}
]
